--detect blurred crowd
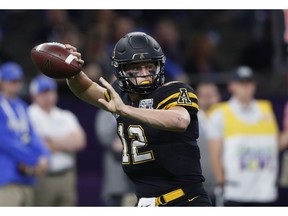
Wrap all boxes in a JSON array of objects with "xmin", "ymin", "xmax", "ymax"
[
  {"xmin": 0, "ymin": 10, "xmax": 287, "ymax": 93},
  {"xmin": 1, "ymin": 10, "xmax": 288, "ymax": 206}
]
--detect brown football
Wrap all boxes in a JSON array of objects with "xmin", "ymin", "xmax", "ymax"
[{"xmin": 31, "ymin": 42, "xmax": 81, "ymax": 79}]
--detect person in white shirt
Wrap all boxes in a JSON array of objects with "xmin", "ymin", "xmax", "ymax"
[
  {"xmin": 206, "ymin": 66, "xmax": 279, "ymax": 206},
  {"xmin": 196, "ymin": 81, "xmax": 221, "ymax": 206},
  {"xmin": 95, "ymin": 109, "xmax": 136, "ymax": 206},
  {"xmin": 28, "ymin": 75, "xmax": 86, "ymax": 206}
]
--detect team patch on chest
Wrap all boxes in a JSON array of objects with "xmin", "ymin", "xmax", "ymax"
[{"xmin": 139, "ymin": 99, "xmax": 154, "ymax": 109}]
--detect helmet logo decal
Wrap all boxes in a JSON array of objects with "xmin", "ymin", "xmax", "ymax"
[
  {"xmin": 132, "ymin": 53, "xmax": 149, "ymax": 60},
  {"xmin": 177, "ymin": 88, "xmax": 192, "ymax": 104}
]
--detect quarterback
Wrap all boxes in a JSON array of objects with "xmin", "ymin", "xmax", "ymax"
[{"xmin": 65, "ymin": 32, "xmax": 212, "ymax": 207}]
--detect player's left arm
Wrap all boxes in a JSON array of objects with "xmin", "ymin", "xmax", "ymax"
[
  {"xmin": 121, "ymin": 105, "xmax": 190, "ymax": 132},
  {"xmin": 98, "ymin": 78, "xmax": 191, "ymax": 132}
]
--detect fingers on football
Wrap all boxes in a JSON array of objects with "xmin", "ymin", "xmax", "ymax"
[
  {"xmin": 77, "ymin": 59, "xmax": 84, "ymax": 65},
  {"xmin": 64, "ymin": 44, "xmax": 77, "ymax": 51},
  {"xmin": 72, "ymin": 51, "xmax": 81, "ymax": 59}
]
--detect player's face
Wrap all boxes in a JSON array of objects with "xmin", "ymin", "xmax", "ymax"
[{"xmin": 124, "ymin": 62, "xmax": 156, "ymax": 86}]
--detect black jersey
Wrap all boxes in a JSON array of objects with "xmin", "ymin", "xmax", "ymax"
[{"xmin": 112, "ymin": 81, "xmax": 204, "ymax": 198}]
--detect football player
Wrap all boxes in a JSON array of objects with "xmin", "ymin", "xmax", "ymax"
[{"xmin": 65, "ymin": 32, "xmax": 212, "ymax": 207}]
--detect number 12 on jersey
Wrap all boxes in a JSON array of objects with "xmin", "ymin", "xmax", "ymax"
[{"xmin": 118, "ymin": 123, "xmax": 155, "ymax": 164}]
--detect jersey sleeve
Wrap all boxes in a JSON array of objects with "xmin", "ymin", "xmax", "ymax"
[{"xmin": 155, "ymin": 82, "xmax": 199, "ymax": 114}]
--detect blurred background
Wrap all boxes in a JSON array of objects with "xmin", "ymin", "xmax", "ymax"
[{"xmin": 0, "ymin": 10, "xmax": 288, "ymax": 206}]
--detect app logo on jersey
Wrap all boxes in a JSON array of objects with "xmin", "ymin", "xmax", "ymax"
[
  {"xmin": 139, "ymin": 99, "xmax": 153, "ymax": 109},
  {"xmin": 177, "ymin": 88, "xmax": 192, "ymax": 104}
]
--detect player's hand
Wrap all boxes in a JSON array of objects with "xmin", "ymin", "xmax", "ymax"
[
  {"xmin": 97, "ymin": 77, "xmax": 126, "ymax": 115},
  {"xmin": 64, "ymin": 44, "xmax": 84, "ymax": 66}
]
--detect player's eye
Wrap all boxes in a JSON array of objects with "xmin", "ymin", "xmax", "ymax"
[
  {"xmin": 146, "ymin": 64, "xmax": 156, "ymax": 72},
  {"xmin": 124, "ymin": 63, "xmax": 156, "ymax": 77},
  {"xmin": 125, "ymin": 69, "xmax": 140, "ymax": 77}
]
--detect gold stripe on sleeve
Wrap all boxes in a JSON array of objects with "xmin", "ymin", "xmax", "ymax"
[
  {"xmin": 156, "ymin": 93, "xmax": 180, "ymax": 109},
  {"xmin": 161, "ymin": 101, "xmax": 199, "ymax": 110},
  {"xmin": 156, "ymin": 92, "xmax": 198, "ymax": 109}
]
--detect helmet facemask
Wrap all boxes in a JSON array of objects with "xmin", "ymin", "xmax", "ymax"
[{"xmin": 114, "ymin": 59, "xmax": 165, "ymax": 95}]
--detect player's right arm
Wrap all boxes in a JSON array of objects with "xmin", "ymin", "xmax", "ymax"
[
  {"xmin": 64, "ymin": 44, "xmax": 109, "ymax": 110},
  {"xmin": 66, "ymin": 71, "xmax": 108, "ymax": 110}
]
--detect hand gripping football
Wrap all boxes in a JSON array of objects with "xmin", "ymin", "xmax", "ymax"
[{"xmin": 31, "ymin": 42, "xmax": 82, "ymax": 79}]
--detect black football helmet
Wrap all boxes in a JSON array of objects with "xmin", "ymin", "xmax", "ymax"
[{"xmin": 111, "ymin": 32, "xmax": 166, "ymax": 94}]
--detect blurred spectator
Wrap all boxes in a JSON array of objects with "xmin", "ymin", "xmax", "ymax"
[
  {"xmin": 111, "ymin": 16, "xmax": 136, "ymax": 45},
  {"xmin": 207, "ymin": 66, "xmax": 279, "ymax": 206},
  {"xmin": 57, "ymin": 23, "xmax": 84, "ymax": 51},
  {"xmin": 0, "ymin": 25, "xmax": 11, "ymax": 64},
  {"xmin": 284, "ymin": 10, "xmax": 288, "ymax": 44},
  {"xmin": 185, "ymin": 32, "xmax": 221, "ymax": 80},
  {"xmin": 153, "ymin": 18, "xmax": 189, "ymax": 83},
  {"xmin": 39, "ymin": 10, "xmax": 72, "ymax": 43},
  {"xmin": 238, "ymin": 11, "xmax": 273, "ymax": 73},
  {"xmin": 153, "ymin": 18, "xmax": 183, "ymax": 64},
  {"xmin": 84, "ymin": 10, "xmax": 117, "ymax": 31},
  {"xmin": 277, "ymin": 101, "xmax": 288, "ymax": 205},
  {"xmin": 83, "ymin": 24, "xmax": 110, "ymax": 71},
  {"xmin": 83, "ymin": 62, "xmax": 104, "ymax": 82},
  {"xmin": 95, "ymin": 109, "xmax": 137, "ymax": 206},
  {"xmin": 196, "ymin": 81, "xmax": 221, "ymax": 206},
  {"xmin": 164, "ymin": 59, "xmax": 190, "ymax": 83},
  {"xmin": 0, "ymin": 62, "xmax": 50, "ymax": 206},
  {"xmin": 83, "ymin": 10, "xmax": 117, "ymax": 63},
  {"xmin": 28, "ymin": 75, "xmax": 86, "ymax": 206}
]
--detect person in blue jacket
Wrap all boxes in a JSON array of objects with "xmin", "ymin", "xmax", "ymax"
[{"xmin": 0, "ymin": 62, "xmax": 50, "ymax": 206}]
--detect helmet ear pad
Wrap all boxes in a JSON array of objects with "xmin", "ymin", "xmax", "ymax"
[{"xmin": 112, "ymin": 32, "xmax": 166, "ymax": 94}]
